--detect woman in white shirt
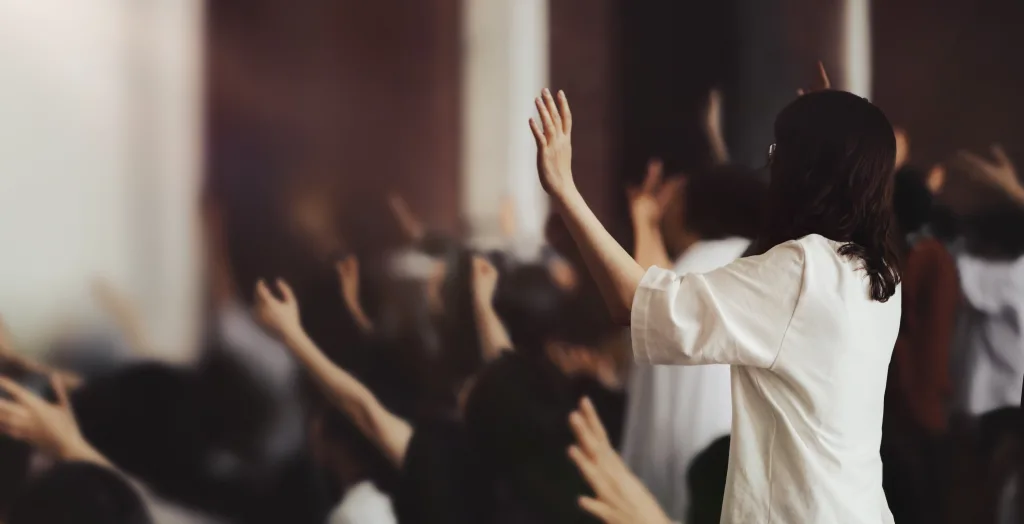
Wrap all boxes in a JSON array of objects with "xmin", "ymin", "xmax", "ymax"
[{"xmin": 527, "ymin": 71, "xmax": 902, "ymax": 523}]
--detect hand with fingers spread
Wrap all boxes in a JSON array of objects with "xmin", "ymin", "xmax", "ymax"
[
  {"xmin": 627, "ymin": 159, "xmax": 683, "ymax": 228},
  {"xmin": 796, "ymin": 61, "xmax": 831, "ymax": 96},
  {"xmin": 955, "ymin": 144, "xmax": 1024, "ymax": 206},
  {"xmin": 568, "ymin": 397, "xmax": 672, "ymax": 524},
  {"xmin": 0, "ymin": 375, "xmax": 107, "ymax": 465},
  {"xmin": 530, "ymin": 88, "xmax": 575, "ymax": 198},
  {"xmin": 337, "ymin": 256, "xmax": 374, "ymax": 333},
  {"xmin": 253, "ymin": 278, "xmax": 303, "ymax": 341}
]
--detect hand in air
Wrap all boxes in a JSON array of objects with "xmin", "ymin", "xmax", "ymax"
[
  {"xmin": 336, "ymin": 256, "xmax": 361, "ymax": 308},
  {"xmin": 894, "ymin": 127, "xmax": 910, "ymax": 172},
  {"xmin": 387, "ymin": 192, "xmax": 426, "ymax": 243},
  {"xmin": 0, "ymin": 375, "xmax": 94, "ymax": 461},
  {"xmin": 796, "ymin": 61, "xmax": 831, "ymax": 96},
  {"xmin": 253, "ymin": 279, "xmax": 302, "ymax": 340},
  {"xmin": 530, "ymin": 89, "xmax": 574, "ymax": 198},
  {"xmin": 955, "ymin": 144, "xmax": 1023, "ymax": 201},
  {"xmin": 471, "ymin": 256, "xmax": 500, "ymax": 305},
  {"xmin": 568, "ymin": 397, "xmax": 672, "ymax": 524},
  {"xmin": 627, "ymin": 159, "xmax": 683, "ymax": 228}
]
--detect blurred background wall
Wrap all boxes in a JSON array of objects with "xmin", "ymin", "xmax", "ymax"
[{"xmin": 2, "ymin": 0, "xmax": 1024, "ymax": 359}]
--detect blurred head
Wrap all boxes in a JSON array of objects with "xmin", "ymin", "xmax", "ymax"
[
  {"xmin": 8, "ymin": 462, "xmax": 152, "ymax": 524},
  {"xmin": 673, "ymin": 164, "xmax": 768, "ymax": 242},
  {"xmin": 760, "ymin": 90, "xmax": 900, "ymax": 302},
  {"xmin": 493, "ymin": 263, "xmax": 567, "ymax": 355},
  {"xmin": 464, "ymin": 353, "xmax": 597, "ymax": 523},
  {"xmin": 0, "ymin": 436, "xmax": 32, "ymax": 519},
  {"xmin": 893, "ymin": 166, "xmax": 935, "ymax": 237}
]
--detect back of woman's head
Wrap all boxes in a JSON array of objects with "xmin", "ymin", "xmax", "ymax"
[
  {"xmin": 763, "ymin": 90, "xmax": 900, "ymax": 302},
  {"xmin": 9, "ymin": 462, "xmax": 152, "ymax": 524}
]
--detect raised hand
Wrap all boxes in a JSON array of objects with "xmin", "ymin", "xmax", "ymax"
[
  {"xmin": 337, "ymin": 256, "xmax": 361, "ymax": 309},
  {"xmin": 471, "ymin": 255, "xmax": 500, "ymax": 305},
  {"xmin": 796, "ymin": 61, "xmax": 831, "ymax": 96},
  {"xmin": 926, "ymin": 163, "xmax": 946, "ymax": 194},
  {"xmin": 471, "ymin": 256, "xmax": 512, "ymax": 360},
  {"xmin": 253, "ymin": 279, "xmax": 303, "ymax": 340},
  {"xmin": 894, "ymin": 127, "xmax": 910, "ymax": 172},
  {"xmin": 954, "ymin": 144, "xmax": 1024, "ymax": 204},
  {"xmin": 337, "ymin": 256, "xmax": 374, "ymax": 333},
  {"xmin": 627, "ymin": 159, "xmax": 683, "ymax": 228},
  {"xmin": 0, "ymin": 375, "xmax": 103, "ymax": 464},
  {"xmin": 705, "ymin": 89, "xmax": 730, "ymax": 164},
  {"xmin": 387, "ymin": 192, "xmax": 426, "ymax": 243},
  {"xmin": 568, "ymin": 397, "xmax": 671, "ymax": 524},
  {"xmin": 530, "ymin": 89, "xmax": 574, "ymax": 198}
]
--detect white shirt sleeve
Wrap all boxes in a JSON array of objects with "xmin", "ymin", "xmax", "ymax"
[{"xmin": 631, "ymin": 239, "xmax": 805, "ymax": 368}]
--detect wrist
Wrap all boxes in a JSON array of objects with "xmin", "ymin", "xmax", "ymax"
[
  {"xmin": 552, "ymin": 183, "xmax": 583, "ymax": 211},
  {"xmin": 280, "ymin": 327, "xmax": 313, "ymax": 354},
  {"xmin": 60, "ymin": 437, "xmax": 107, "ymax": 466}
]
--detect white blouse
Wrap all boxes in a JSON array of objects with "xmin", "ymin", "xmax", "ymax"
[{"xmin": 631, "ymin": 234, "xmax": 900, "ymax": 524}]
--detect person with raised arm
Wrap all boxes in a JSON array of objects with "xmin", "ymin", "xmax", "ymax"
[
  {"xmin": 0, "ymin": 375, "xmax": 225, "ymax": 524},
  {"xmin": 623, "ymin": 150, "xmax": 764, "ymax": 518},
  {"xmin": 530, "ymin": 60, "xmax": 902, "ymax": 522}
]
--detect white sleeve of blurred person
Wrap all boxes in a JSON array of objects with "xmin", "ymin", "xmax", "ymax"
[
  {"xmin": 328, "ymin": 481, "xmax": 398, "ymax": 524},
  {"xmin": 0, "ymin": 375, "xmax": 225, "ymax": 524},
  {"xmin": 252, "ymin": 279, "xmax": 413, "ymax": 467}
]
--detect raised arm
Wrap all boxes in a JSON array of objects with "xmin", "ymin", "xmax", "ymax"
[
  {"xmin": 0, "ymin": 375, "xmax": 109, "ymax": 467},
  {"xmin": 471, "ymin": 256, "xmax": 513, "ymax": 361},
  {"xmin": 253, "ymin": 279, "xmax": 412, "ymax": 466},
  {"xmin": 955, "ymin": 144, "xmax": 1024, "ymax": 208},
  {"xmin": 336, "ymin": 255, "xmax": 374, "ymax": 334},
  {"xmin": 91, "ymin": 279, "xmax": 154, "ymax": 358},
  {"xmin": 627, "ymin": 159, "xmax": 681, "ymax": 271},
  {"xmin": 530, "ymin": 89, "xmax": 645, "ymax": 325},
  {"xmin": 705, "ymin": 89, "xmax": 729, "ymax": 165}
]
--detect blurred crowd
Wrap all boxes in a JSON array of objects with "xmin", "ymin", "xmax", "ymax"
[{"xmin": 0, "ymin": 64, "xmax": 1023, "ymax": 524}]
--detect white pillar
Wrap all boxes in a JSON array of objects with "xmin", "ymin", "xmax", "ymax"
[
  {"xmin": 461, "ymin": 0, "xmax": 548, "ymax": 259},
  {"xmin": 0, "ymin": 0, "xmax": 202, "ymax": 360},
  {"xmin": 123, "ymin": 0, "xmax": 204, "ymax": 362},
  {"xmin": 841, "ymin": 0, "xmax": 872, "ymax": 98}
]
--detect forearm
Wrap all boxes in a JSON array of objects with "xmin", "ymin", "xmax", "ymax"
[
  {"xmin": 62, "ymin": 438, "xmax": 113, "ymax": 468},
  {"xmin": 554, "ymin": 188, "xmax": 645, "ymax": 325},
  {"xmin": 632, "ymin": 219, "xmax": 673, "ymax": 270},
  {"xmin": 474, "ymin": 296, "xmax": 513, "ymax": 361},
  {"xmin": 281, "ymin": 329, "xmax": 412, "ymax": 466},
  {"xmin": 344, "ymin": 296, "xmax": 375, "ymax": 334}
]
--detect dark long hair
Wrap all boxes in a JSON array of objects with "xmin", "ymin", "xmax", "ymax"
[{"xmin": 757, "ymin": 90, "xmax": 900, "ymax": 302}]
